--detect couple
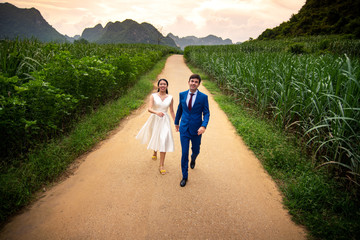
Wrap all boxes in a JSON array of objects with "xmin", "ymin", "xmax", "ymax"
[{"xmin": 136, "ymin": 74, "xmax": 210, "ymax": 187}]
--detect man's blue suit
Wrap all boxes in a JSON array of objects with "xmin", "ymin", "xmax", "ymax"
[{"xmin": 175, "ymin": 90, "xmax": 210, "ymax": 180}]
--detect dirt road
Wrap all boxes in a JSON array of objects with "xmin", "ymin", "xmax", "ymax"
[{"xmin": 0, "ymin": 55, "xmax": 306, "ymax": 240}]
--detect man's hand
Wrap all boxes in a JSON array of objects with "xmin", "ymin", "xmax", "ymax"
[
  {"xmin": 175, "ymin": 125, "xmax": 179, "ymax": 132},
  {"xmin": 197, "ymin": 126, "xmax": 206, "ymax": 135}
]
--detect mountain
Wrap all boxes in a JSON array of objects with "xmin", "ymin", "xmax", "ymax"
[
  {"xmin": 82, "ymin": 23, "xmax": 104, "ymax": 42},
  {"xmin": 168, "ymin": 33, "xmax": 233, "ymax": 50},
  {"xmin": 81, "ymin": 20, "xmax": 178, "ymax": 47},
  {"xmin": 0, "ymin": 2, "xmax": 66, "ymax": 42},
  {"xmin": 64, "ymin": 34, "xmax": 81, "ymax": 43},
  {"xmin": 1, "ymin": 2, "xmax": 230, "ymax": 48},
  {"xmin": 257, "ymin": 0, "xmax": 360, "ymax": 40}
]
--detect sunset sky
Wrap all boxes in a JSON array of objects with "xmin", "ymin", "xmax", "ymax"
[{"xmin": 3, "ymin": 0, "xmax": 305, "ymax": 43}]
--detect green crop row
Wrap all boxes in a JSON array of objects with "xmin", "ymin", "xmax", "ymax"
[
  {"xmin": 184, "ymin": 37, "xmax": 360, "ymax": 188},
  {"xmin": 0, "ymin": 39, "xmax": 180, "ymax": 162}
]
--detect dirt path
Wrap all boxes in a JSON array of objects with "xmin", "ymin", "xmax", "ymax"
[{"xmin": 1, "ymin": 55, "xmax": 306, "ymax": 240}]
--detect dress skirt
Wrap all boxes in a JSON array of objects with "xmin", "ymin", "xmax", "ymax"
[{"xmin": 136, "ymin": 113, "xmax": 174, "ymax": 152}]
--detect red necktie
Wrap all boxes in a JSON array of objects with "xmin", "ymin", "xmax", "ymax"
[{"xmin": 188, "ymin": 93, "xmax": 194, "ymax": 111}]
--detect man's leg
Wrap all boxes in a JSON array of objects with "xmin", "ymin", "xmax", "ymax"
[
  {"xmin": 180, "ymin": 132, "xmax": 191, "ymax": 180},
  {"xmin": 190, "ymin": 134, "xmax": 202, "ymax": 169}
]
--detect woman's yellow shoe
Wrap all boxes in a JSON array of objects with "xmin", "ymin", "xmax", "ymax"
[
  {"xmin": 152, "ymin": 156, "xmax": 157, "ymax": 160},
  {"xmin": 159, "ymin": 169, "xmax": 166, "ymax": 175}
]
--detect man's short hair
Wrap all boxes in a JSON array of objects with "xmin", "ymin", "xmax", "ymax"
[{"xmin": 189, "ymin": 74, "xmax": 201, "ymax": 83}]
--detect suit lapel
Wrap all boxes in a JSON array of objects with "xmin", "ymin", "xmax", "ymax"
[
  {"xmin": 183, "ymin": 90, "xmax": 190, "ymax": 113},
  {"xmin": 192, "ymin": 90, "xmax": 200, "ymax": 107}
]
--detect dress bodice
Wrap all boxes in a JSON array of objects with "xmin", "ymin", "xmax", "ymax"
[{"xmin": 153, "ymin": 93, "xmax": 172, "ymax": 113}]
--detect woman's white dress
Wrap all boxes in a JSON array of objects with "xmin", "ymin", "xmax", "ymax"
[{"xmin": 136, "ymin": 93, "xmax": 174, "ymax": 152}]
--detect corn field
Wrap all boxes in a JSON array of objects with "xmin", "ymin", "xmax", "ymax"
[{"xmin": 185, "ymin": 37, "xmax": 360, "ymax": 186}]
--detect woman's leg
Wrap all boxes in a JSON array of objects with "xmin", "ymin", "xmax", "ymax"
[
  {"xmin": 159, "ymin": 152, "xmax": 166, "ymax": 167},
  {"xmin": 152, "ymin": 151, "xmax": 157, "ymax": 160},
  {"xmin": 159, "ymin": 152, "xmax": 166, "ymax": 174}
]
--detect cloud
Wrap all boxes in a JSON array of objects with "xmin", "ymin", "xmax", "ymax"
[
  {"xmin": 167, "ymin": 0, "xmax": 305, "ymax": 42},
  {"xmin": 195, "ymin": 8, "xmax": 262, "ymax": 42},
  {"xmin": 270, "ymin": 0, "xmax": 304, "ymax": 11},
  {"xmin": 166, "ymin": 16, "xmax": 200, "ymax": 37},
  {"xmin": 54, "ymin": 14, "xmax": 99, "ymax": 36}
]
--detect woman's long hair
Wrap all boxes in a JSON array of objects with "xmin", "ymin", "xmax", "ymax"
[{"xmin": 157, "ymin": 78, "xmax": 169, "ymax": 94}]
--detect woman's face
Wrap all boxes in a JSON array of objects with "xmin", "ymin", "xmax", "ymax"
[{"xmin": 158, "ymin": 80, "xmax": 168, "ymax": 92}]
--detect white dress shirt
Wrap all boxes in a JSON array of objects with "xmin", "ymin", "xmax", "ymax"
[{"xmin": 186, "ymin": 90, "xmax": 198, "ymax": 108}]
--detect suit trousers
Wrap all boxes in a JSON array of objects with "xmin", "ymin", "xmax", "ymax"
[{"xmin": 180, "ymin": 128, "xmax": 202, "ymax": 180}]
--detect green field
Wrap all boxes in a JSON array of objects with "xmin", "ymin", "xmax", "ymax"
[
  {"xmin": 0, "ymin": 39, "xmax": 180, "ymax": 223},
  {"xmin": 185, "ymin": 36, "xmax": 360, "ymax": 187},
  {"xmin": 185, "ymin": 36, "xmax": 360, "ymax": 239},
  {"xmin": 1, "ymin": 40, "xmax": 180, "ymax": 161},
  {"xmin": 1, "ymin": 37, "xmax": 359, "ymax": 239}
]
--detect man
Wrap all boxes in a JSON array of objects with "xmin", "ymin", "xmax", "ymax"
[{"xmin": 175, "ymin": 74, "xmax": 210, "ymax": 187}]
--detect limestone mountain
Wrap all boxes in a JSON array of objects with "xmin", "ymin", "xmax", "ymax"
[
  {"xmin": 81, "ymin": 20, "xmax": 177, "ymax": 47},
  {"xmin": 168, "ymin": 33, "xmax": 233, "ymax": 50},
  {"xmin": 1, "ymin": 2, "xmax": 230, "ymax": 48},
  {"xmin": 0, "ymin": 2, "xmax": 66, "ymax": 42},
  {"xmin": 82, "ymin": 23, "xmax": 104, "ymax": 42}
]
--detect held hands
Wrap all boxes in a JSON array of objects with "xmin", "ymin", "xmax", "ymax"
[
  {"xmin": 174, "ymin": 125, "xmax": 205, "ymax": 134},
  {"xmin": 156, "ymin": 111, "xmax": 165, "ymax": 117}
]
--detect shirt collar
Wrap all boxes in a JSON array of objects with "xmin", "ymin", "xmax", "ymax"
[{"xmin": 188, "ymin": 90, "xmax": 198, "ymax": 95}]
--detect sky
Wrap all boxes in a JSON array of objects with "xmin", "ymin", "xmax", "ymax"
[{"xmin": 2, "ymin": 0, "xmax": 306, "ymax": 43}]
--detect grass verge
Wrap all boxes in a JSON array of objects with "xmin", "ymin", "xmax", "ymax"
[
  {"xmin": 188, "ymin": 64, "xmax": 360, "ymax": 240},
  {"xmin": 0, "ymin": 55, "xmax": 167, "ymax": 226}
]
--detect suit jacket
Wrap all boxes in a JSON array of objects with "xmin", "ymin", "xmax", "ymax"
[{"xmin": 175, "ymin": 90, "xmax": 210, "ymax": 135}]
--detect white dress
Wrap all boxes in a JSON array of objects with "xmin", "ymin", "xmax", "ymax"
[{"xmin": 136, "ymin": 93, "xmax": 174, "ymax": 152}]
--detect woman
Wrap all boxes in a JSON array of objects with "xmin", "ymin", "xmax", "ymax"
[{"xmin": 136, "ymin": 79, "xmax": 175, "ymax": 174}]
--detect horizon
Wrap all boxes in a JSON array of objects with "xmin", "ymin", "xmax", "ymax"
[{"xmin": 1, "ymin": 0, "xmax": 305, "ymax": 43}]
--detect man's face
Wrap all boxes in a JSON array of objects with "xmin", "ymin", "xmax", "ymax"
[{"xmin": 188, "ymin": 78, "xmax": 200, "ymax": 92}]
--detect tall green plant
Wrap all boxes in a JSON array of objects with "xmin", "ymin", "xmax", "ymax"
[
  {"xmin": 185, "ymin": 39, "xmax": 360, "ymax": 187},
  {"xmin": 0, "ymin": 39, "xmax": 181, "ymax": 162}
]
